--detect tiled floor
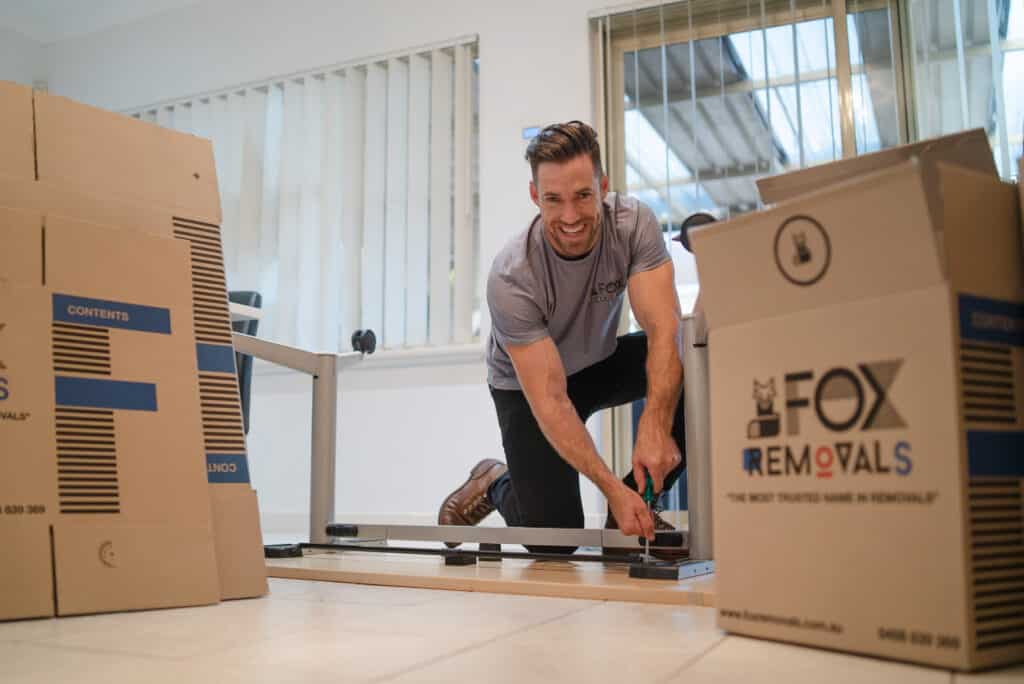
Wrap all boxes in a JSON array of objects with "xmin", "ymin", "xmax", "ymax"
[{"xmin": 0, "ymin": 578, "xmax": 1021, "ymax": 683}]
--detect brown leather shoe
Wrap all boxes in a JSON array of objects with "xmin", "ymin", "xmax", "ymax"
[
  {"xmin": 603, "ymin": 509, "xmax": 688, "ymax": 561},
  {"xmin": 438, "ymin": 459, "xmax": 508, "ymax": 547}
]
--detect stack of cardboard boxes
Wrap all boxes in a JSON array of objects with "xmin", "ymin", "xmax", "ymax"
[
  {"xmin": 693, "ymin": 130, "xmax": 1023, "ymax": 670},
  {"xmin": 0, "ymin": 81, "xmax": 267, "ymax": 620}
]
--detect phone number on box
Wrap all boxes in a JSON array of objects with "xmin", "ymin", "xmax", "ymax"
[{"xmin": 2, "ymin": 504, "xmax": 46, "ymax": 515}]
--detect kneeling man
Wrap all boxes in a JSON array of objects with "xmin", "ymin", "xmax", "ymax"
[{"xmin": 439, "ymin": 121, "xmax": 687, "ymax": 551}]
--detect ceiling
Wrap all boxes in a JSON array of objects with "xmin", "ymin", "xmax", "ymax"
[{"xmin": 0, "ymin": 0, "xmax": 201, "ymax": 44}]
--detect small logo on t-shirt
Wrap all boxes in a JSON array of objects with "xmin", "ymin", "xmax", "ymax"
[{"xmin": 590, "ymin": 277, "xmax": 625, "ymax": 303}]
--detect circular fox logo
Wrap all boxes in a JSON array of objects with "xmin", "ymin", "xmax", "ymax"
[{"xmin": 774, "ymin": 215, "xmax": 831, "ymax": 286}]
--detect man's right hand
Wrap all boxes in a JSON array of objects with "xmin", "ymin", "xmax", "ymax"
[{"xmin": 605, "ymin": 482, "xmax": 655, "ymax": 541}]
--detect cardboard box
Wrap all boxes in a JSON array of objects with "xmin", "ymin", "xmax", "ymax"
[
  {"xmin": 692, "ymin": 135, "xmax": 1024, "ymax": 670},
  {"xmin": 0, "ymin": 213, "xmax": 221, "ymax": 619},
  {"xmin": 0, "ymin": 81, "xmax": 266, "ymax": 602},
  {"xmin": 0, "ymin": 81, "xmax": 34, "ymax": 182}
]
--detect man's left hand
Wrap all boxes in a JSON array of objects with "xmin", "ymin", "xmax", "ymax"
[{"xmin": 631, "ymin": 418, "xmax": 681, "ymax": 494}]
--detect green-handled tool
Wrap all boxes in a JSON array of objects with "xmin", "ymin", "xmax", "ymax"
[{"xmin": 642, "ymin": 471, "xmax": 655, "ymax": 562}]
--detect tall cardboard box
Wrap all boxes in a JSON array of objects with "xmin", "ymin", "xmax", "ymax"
[
  {"xmin": 0, "ymin": 212, "xmax": 221, "ymax": 618},
  {"xmin": 0, "ymin": 81, "xmax": 267, "ymax": 603},
  {"xmin": 692, "ymin": 137, "xmax": 1024, "ymax": 670}
]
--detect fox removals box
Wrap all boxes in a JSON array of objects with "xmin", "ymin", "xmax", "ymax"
[
  {"xmin": 0, "ymin": 209, "xmax": 222, "ymax": 619},
  {"xmin": 692, "ymin": 136, "xmax": 1023, "ymax": 670}
]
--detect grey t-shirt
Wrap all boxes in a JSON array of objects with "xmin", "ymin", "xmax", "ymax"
[{"xmin": 486, "ymin": 193, "xmax": 670, "ymax": 390}]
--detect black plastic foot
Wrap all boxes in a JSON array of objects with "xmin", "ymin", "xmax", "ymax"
[
  {"xmin": 444, "ymin": 552, "xmax": 477, "ymax": 566},
  {"xmin": 264, "ymin": 544, "xmax": 303, "ymax": 559},
  {"xmin": 479, "ymin": 543, "xmax": 501, "ymax": 561},
  {"xmin": 628, "ymin": 561, "xmax": 681, "ymax": 580}
]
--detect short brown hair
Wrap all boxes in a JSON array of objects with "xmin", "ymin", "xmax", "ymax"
[{"xmin": 525, "ymin": 121, "xmax": 603, "ymax": 180}]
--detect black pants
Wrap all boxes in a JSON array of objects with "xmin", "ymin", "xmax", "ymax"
[{"xmin": 486, "ymin": 332, "xmax": 687, "ymax": 553}]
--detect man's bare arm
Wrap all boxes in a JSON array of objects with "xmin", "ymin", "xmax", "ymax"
[
  {"xmin": 507, "ymin": 337, "xmax": 654, "ymax": 538},
  {"xmin": 627, "ymin": 260, "xmax": 683, "ymax": 492}
]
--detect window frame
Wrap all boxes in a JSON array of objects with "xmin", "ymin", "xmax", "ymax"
[{"xmin": 595, "ymin": 0, "xmax": 905, "ymax": 196}]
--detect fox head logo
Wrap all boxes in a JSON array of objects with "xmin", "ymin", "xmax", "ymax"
[
  {"xmin": 753, "ymin": 379, "xmax": 776, "ymax": 415},
  {"xmin": 749, "ymin": 379, "xmax": 780, "ymax": 439},
  {"xmin": 792, "ymin": 232, "xmax": 812, "ymax": 265}
]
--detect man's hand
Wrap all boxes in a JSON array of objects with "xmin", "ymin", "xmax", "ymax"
[
  {"xmin": 606, "ymin": 481, "xmax": 655, "ymax": 540},
  {"xmin": 632, "ymin": 420, "xmax": 681, "ymax": 494}
]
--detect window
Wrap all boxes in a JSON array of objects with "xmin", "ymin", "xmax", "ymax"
[
  {"xmin": 594, "ymin": 0, "xmax": 1021, "ymax": 310},
  {"xmin": 130, "ymin": 38, "xmax": 480, "ymax": 352},
  {"xmin": 906, "ymin": 0, "xmax": 1024, "ymax": 178}
]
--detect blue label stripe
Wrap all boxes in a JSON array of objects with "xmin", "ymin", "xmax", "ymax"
[
  {"xmin": 967, "ymin": 430, "xmax": 1024, "ymax": 477},
  {"xmin": 958, "ymin": 295, "xmax": 1024, "ymax": 347},
  {"xmin": 206, "ymin": 453, "xmax": 250, "ymax": 483},
  {"xmin": 197, "ymin": 343, "xmax": 236, "ymax": 373},
  {"xmin": 55, "ymin": 376, "xmax": 157, "ymax": 411},
  {"xmin": 53, "ymin": 294, "xmax": 171, "ymax": 334}
]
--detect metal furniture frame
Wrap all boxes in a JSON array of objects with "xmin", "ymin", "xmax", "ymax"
[{"xmin": 235, "ymin": 310, "xmax": 713, "ymax": 581}]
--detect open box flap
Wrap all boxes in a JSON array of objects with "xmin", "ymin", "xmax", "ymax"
[
  {"xmin": 756, "ymin": 128, "xmax": 996, "ymax": 206},
  {"xmin": 34, "ymin": 91, "xmax": 222, "ymax": 225},
  {"xmin": 692, "ymin": 160, "xmax": 946, "ymax": 331}
]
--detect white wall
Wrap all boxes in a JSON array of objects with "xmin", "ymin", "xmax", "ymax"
[
  {"xmin": 0, "ymin": 26, "xmax": 43, "ymax": 86},
  {"xmin": 41, "ymin": 0, "xmax": 617, "ymax": 540}
]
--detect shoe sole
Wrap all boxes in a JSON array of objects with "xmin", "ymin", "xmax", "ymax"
[{"xmin": 438, "ymin": 459, "xmax": 506, "ymax": 548}]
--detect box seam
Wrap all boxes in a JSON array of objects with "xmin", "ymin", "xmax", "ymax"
[
  {"xmin": 31, "ymin": 92, "xmax": 38, "ymax": 182},
  {"xmin": 48, "ymin": 525, "xmax": 58, "ymax": 616}
]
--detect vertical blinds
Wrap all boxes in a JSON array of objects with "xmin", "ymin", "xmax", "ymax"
[{"xmin": 130, "ymin": 37, "xmax": 480, "ymax": 352}]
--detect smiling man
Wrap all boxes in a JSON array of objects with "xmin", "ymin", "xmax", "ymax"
[{"xmin": 438, "ymin": 120, "xmax": 686, "ymax": 551}]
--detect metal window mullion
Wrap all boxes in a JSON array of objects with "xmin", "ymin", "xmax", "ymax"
[
  {"xmin": 987, "ymin": 0, "xmax": 1011, "ymax": 176},
  {"xmin": 791, "ymin": 0, "xmax": 804, "ymax": 167},
  {"xmin": 593, "ymin": 16, "xmax": 610, "ymax": 173},
  {"xmin": 687, "ymin": 1, "xmax": 699, "ymax": 207},
  {"xmin": 609, "ymin": 43, "xmax": 628, "ymax": 193},
  {"xmin": 719, "ymin": 15, "xmax": 733, "ymax": 217},
  {"xmin": 853, "ymin": 0, "xmax": 870, "ymax": 151},
  {"xmin": 923, "ymin": 0, "xmax": 935, "ymax": 137},
  {"xmin": 660, "ymin": 5, "xmax": 674, "ymax": 222},
  {"xmin": 880, "ymin": 0, "xmax": 908, "ymax": 146},
  {"xmin": 833, "ymin": 0, "xmax": 857, "ymax": 157},
  {"xmin": 823, "ymin": 0, "xmax": 838, "ymax": 159},
  {"xmin": 895, "ymin": 0, "xmax": 919, "ymax": 142},
  {"xmin": 594, "ymin": 15, "xmax": 618, "ymax": 478},
  {"xmin": 759, "ymin": 0, "xmax": 777, "ymax": 171},
  {"xmin": 952, "ymin": 0, "xmax": 971, "ymax": 130}
]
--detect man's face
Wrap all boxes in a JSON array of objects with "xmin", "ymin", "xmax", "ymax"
[{"xmin": 530, "ymin": 154, "xmax": 608, "ymax": 258}]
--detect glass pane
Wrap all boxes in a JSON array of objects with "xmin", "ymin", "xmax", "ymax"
[
  {"xmin": 992, "ymin": 0, "xmax": 1023, "ymax": 177},
  {"xmin": 622, "ymin": 18, "xmax": 841, "ymax": 222},
  {"xmin": 620, "ymin": 11, "xmax": 844, "ymax": 297},
  {"xmin": 847, "ymin": 6, "xmax": 900, "ymax": 154},
  {"xmin": 908, "ymin": 0, "xmax": 1020, "ymax": 177},
  {"xmin": 1010, "ymin": 0, "xmax": 1024, "ymax": 40},
  {"xmin": 623, "ymin": 46, "xmax": 684, "ymax": 227},
  {"xmin": 1004, "ymin": 50, "xmax": 1024, "ymax": 173}
]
